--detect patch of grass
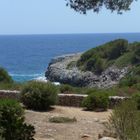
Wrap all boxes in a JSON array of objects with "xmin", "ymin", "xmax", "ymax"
[
  {"xmin": 0, "ymin": 82, "xmax": 24, "ymax": 90},
  {"xmin": 58, "ymin": 84, "xmax": 92, "ymax": 94},
  {"xmin": 49, "ymin": 116, "xmax": 77, "ymax": 123},
  {"xmin": 106, "ymin": 100, "xmax": 140, "ymax": 140}
]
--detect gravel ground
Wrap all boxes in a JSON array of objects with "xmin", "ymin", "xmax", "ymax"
[{"xmin": 25, "ymin": 106, "xmax": 111, "ymax": 140}]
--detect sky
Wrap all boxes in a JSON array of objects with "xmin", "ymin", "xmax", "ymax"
[{"xmin": 0, "ymin": 0, "xmax": 140, "ymax": 35}]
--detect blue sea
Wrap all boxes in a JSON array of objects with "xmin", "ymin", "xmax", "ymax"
[{"xmin": 0, "ymin": 33, "xmax": 140, "ymax": 82}]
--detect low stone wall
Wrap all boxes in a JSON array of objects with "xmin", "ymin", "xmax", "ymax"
[
  {"xmin": 58, "ymin": 94, "xmax": 129, "ymax": 108},
  {"xmin": 58, "ymin": 94, "xmax": 87, "ymax": 107},
  {"xmin": 109, "ymin": 96, "xmax": 130, "ymax": 108},
  {"xmin": 0, "ymin": 90, "xmax": 20, "ymax": 100},
  {"xmin": 0, "ymin": 90, "xmax": 129, "ymax": 108}
]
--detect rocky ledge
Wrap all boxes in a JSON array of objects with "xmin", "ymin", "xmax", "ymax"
[{"xmin": 45, "ymin": 53, "xmax": 128, "ymax": 88}]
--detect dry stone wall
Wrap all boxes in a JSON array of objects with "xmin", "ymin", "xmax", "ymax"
[
  {"xmin": 0, "ymin": 90, "xmax": 20, "ymax": 100},
  {"xmin": 58, "ymin": 94, "xmax": 87, "ymax": 107},
  {"xmin": 0, "ymin": 90, "xmax": 129, "ymax": 108}
]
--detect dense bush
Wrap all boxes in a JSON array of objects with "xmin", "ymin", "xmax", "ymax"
[
  {"xmin": 59, "ymin": 84, "xmax": 74, "ymax": 94},
  {"xmin": 0, "ymin": 99, "xmax": 35, "ymax": 140},
  {"xmin": 133, "ymin": 83, "xmax": 140, "ymax": 91},
  {"xmin": 119, "ymin": 65, "xmax": 140, "ymax": 87},
  {"xmin": 77, "ymin": 39, "xmax": 128, "ymax": 73},
  {"xmin": 94, "ymin": 58, "xmax": 105, "ymax": 74},
  {"xmin": 132, "ymin": 93, "xmax": 140, "ymax": 110},
  {"xmin": 21, "ymin": 81, "xmax": 58, "ymax": 111},
  {"xmin": 77, "ymin": 39, "xmax": 140, "ymax": 77},
  {"xmin": 0, "ymin": 67, "xmax": 13, "ymax": 83},
  {"xmin": 82, "ymin": 91, "xmax": 109, "ymax": 111},
  {"xmin": 107, "ymin": 100, "xmax": 140, "ymax": 140},
  {"xmin": 132, "ymin": 43, "xmax": 140, "ymax": 64},
  {"xmin": 107, "ymin": 39, "xmax": 128, "ymax": 60}
]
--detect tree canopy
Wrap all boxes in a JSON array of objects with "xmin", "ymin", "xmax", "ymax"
[{"xmin": 66, "ymin": 0, "xmax": 137, "ymax": 14}]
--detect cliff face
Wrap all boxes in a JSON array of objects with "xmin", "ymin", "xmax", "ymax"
[{"xmin": 45, "ymin": 53, "xmax": 128, "ymax": 88}]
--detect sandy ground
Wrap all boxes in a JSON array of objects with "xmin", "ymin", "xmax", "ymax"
[{"xmin": 25, "ymin": 106, "xmax": 111, "ymax": 140}]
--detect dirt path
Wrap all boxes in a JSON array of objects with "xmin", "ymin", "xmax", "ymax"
[{"xmin": 25, "ymin": 106, "xmax": 111, "ymax": 140}]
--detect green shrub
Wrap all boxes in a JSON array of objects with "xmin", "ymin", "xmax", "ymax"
[
  {"xmin": 83, "ymin": 88, "xmax": 98, "ymax": 95},
  {"xmin": 107, "ymin": 39, "xmax": 128, "ymax": 60},
  {"xmin": 119, "ymin": 66, "xmax": 140, "ymax": 87},
  {"xmin": 77, "ymin": 39, "xmax": 128, "ymax": 73},
  {"xmin": 132, "ymin": 44, "xmax": 140, "ymax": 64},
  {"xmin": 0, "ymin": 99, "xmax": 35, "ymax": 140},
  {"xmin": 49, "ymin": 116, "xmax": 77, "ymax": 123},
  {"xmin": 132, "ymin": 93, "xmax": 140, "ymax": 110},
  {"xmin": 94, "ymin": 58, "xmax": 105, "ymax": 74},
  {"xmin": 59, "ymin": 84, "xmax": 74, "ymax": 94},
  {"xmin": 133, "ymin": 83, "xmax": 140, "ymax": 91},
  {"xmin": 0, "ymin": 82, "xmax": 23, "ymax": 90},
  {"xmin": 21, "ymin": 81, "xmax": 58, "ymax": 111},
  {"xmin": 107, "ymin": 100, "xmax": 140, "ymax": 140},
  {"xmin": 0, "ymin": 67, "xmax": 13, "ymax": 83},
  {"xmin": 82, "ymin": 91, "xmax": 109, "ymax": 111}
]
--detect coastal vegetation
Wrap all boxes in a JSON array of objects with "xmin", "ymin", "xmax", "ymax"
[
  {"xmin": 0, "ymin": 39, "xmax": 140, "ymax": 139},
  {"xmin": 21, "ymin": 81, "xmax": 58, "ymax": 111},
  {"xmin": 0, "ymin": 67, "xmax": 13, "ymax": 84},
  {"xmin": 77, "ymin": 39, "xmax": 139, "ymax": 73},
  {"xmin": 0, "ymin": 99, "xmax": 35, "ymax": 140},
  {"xmin": 0, "ymin": 67, "xmax": 23, "ymax": 90},
  {"xmin": 76, "ymin": 39, "xmax": 140, "ymax": 88},
  {"xmin": 107, "ymin": 99, "xmax": 140, "ymax": 140},
  {"xmin": 82, "ymin": 91, "xmax": 109, "ymax": 111}
]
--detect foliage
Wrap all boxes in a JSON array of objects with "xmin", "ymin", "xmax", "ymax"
[
  {"xmin": 132, "ymin": 93, "xmax": 140, "ymax": 110},
  {"xmin": 77, "ymin": 39, "xmax": 128, "ymax": 73},
  {"xmin": 111, "ymin": 86, "xmax": 138, "ymax": 97},
  {"xmin": 58, "ymin": 84, "xmax": 102, "ymax": 95},
  {"xmin": 77, "ymin": 39, "xmax": 140, "ymax": 87},
  {"xmin": 133, "ymin": 83, "xmax": 140, "ymax": 91},
  {"xmin": 49, "ymin": 116, "xmax": 77, "ymax": 123},
  {"xmin": 66, "ymin": 0, "xmax": 137, "ymax": 14},
  {"xmin": 82, "ymin": 91, "xmax": 109, "ymax": 111},
  {"xmin": 0, "ymin": 67, "xmax": 13, "ymax": 83},
  {"xmin": 0, "ymin": 99, "xmax": 35, "ymax": 140},
  {"xmin": 59, "ymin": 84, "xmax": 74, "ymax": 94},
  {"xmin": 107, "ymin": 100, "xmax": 140, "ymax": 140},
  {"xmin": 119, "ymin": 65, "xmax": 140, "ymax": 87},
  {"xmin": 21, "ymin": 81, "xmax": 58, "ymax": 111},
  {"xmin": 0, "ymin": 82, "xmax": 23, "ymax": 90},
  {"xmin": 132, "ymin": 43, "xmax": 140, "ymax": 64},
  {"xmin": 58, "ymin": 84, "xmax": 139, "ymax": 97}
]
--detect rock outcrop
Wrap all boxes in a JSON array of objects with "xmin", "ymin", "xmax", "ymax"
[{"xmin": 45, "ymin": 53, "xmax": 128, "ymax": 88}]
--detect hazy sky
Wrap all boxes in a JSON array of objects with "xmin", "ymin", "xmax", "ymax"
[{"xmin": 0, "ymin": 0, "xmax": 140, "ymax": 34}]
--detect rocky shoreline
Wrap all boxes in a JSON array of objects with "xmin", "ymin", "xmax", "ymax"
[{"xmin": 45, "ymin": 53, "xmax": 129, "ymax": 88}]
